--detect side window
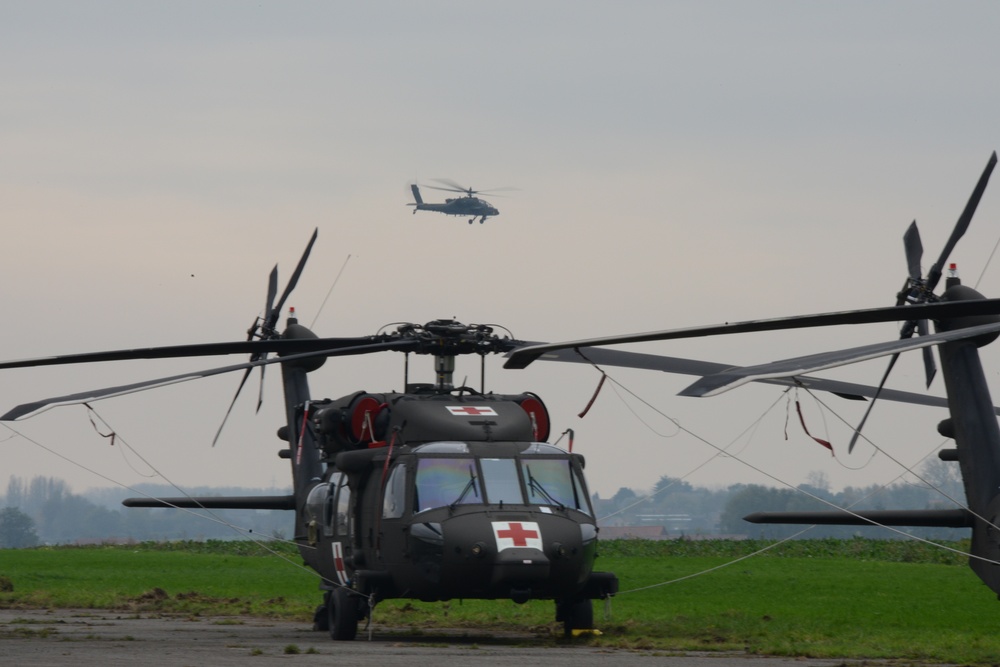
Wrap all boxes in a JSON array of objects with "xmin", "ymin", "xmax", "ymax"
[{"xmin": 382, "ymin": 462, "xmax": 408, "ymax": 519}]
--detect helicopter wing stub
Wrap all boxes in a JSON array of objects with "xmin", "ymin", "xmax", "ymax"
[
  {"xmin": 0, "ymin": 340, "xmax": 421, "ymax": 421},
  {"xmin": 503, "ymin": 298, "xmax": 1000, "ymax": 370},
  {"xmin": 679, "ymin": 320, "xmax": 1000, "ymax": 398},
  {"xmin": 528, "ymin": 346, "xmax": 963, "ymax": 411}
]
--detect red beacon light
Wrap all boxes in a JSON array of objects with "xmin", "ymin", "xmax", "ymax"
[{"xmin": 949, "ymin": 262, "xmax": 959, "ymax": 278}]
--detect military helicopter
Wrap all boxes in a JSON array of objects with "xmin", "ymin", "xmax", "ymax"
[
  {"xmin": 408, "ymin": 179, "xmax": 509, "ymax": 224},
  {"xmin": 5, "ymin": 152, "xmax": 1000, "ymax": 640}
]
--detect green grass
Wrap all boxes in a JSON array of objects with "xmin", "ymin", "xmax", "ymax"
[{"xmin": 1, "ymin": 538, "xmax": 998, "ymax": 663}]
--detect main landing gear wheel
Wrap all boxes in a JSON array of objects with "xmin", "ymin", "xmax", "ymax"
[
  {"xmin": 556, "ymin": 598, "xmax": 594, "ymax": 637},
  {"xmin": 327, "ymin": 587, "xmax": 359, "ymax": 640}
]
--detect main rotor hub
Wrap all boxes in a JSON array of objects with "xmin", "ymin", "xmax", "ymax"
[{"xmin": 383, "ymin": 319, "xmax": 519, "ymax": 357}]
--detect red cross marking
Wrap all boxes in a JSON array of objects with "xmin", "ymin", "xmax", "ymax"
[
  {"xmin": 449, "ymin": 406, "xmax": 494, "ymax": 415},
  {"xmin": 497, "ymin": 522, "xmax": 539, "ymax": 547}
]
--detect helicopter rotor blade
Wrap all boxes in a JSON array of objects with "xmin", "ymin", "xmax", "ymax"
[
  {"xmin": 904, "ymin": 221, "xmax": 924, "ymax": 284},
  {"xmin": 264, "ymin": 265, "xmax": 278, "ymax": 328},
  {"xmin": 267, "ymin": 227, "xmax": 318, "ymax": 331},
  {"xmin": 1, "ymin": 339, "xmax": 422, "ymax": 422},
  {"xmin": 847, "ymin": 154, "xmax": 995, "ymax": 448},
  {"xmin": 215, "ymin": 228, "xmax": 318, "ymax": 444},
  {"xmin": 212, "ymin": 366, "xmax": 254, "ymax": 446},
  {"xmin": 430, "ymin": 178, "xmax": 471, "ymax": 193},
  {"xmin": 925, "ymin": 151, "xmax": 997, "ymax": 293},
  {"xmin": 0, "ymin": 336, "xmax": 381, "ymax": 371},
  {"xmin": 425, "ymin": 180, "xmax": 518, "ymax": 197},
  {"xmin": 526, "ymin": 345, "xmax": 962, "ymax": 411},
  {"xmin": 678, "ymin": 320, "xmax": 1000, "ymax": 399},
  {"xmin": 846, "ymin": 352, "xmax": 898, "ymax": 454},
  {"xmin": 503, "ymin": 298, "xmax": 1000, "ymax": 369}
]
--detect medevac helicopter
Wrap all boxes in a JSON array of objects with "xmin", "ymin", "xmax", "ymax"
[
  {"xmin": 4, "ymin": 152, "xmax": 1000, "ymax": 639},
  {"xmin": 408, "ymin": 179, "xmax": 510, "ymax": 224}
]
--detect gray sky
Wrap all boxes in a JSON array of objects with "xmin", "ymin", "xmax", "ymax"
[{"xmin": 4, "ymin": 1, "xmax": 1000, "ymax": 503}]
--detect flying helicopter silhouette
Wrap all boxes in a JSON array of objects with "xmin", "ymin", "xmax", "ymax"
[
  {"xmin": 4, "ymin": 152, "xmax": 1000, "ymax": 640},
  {"xmin": 408, "ymin": 179, "xmax": 511, "ymax": 224}
]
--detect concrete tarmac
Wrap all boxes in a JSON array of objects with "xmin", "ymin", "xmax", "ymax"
[{"xmin": 0, "ymin": 608, "xmax": 902, "ymax": 667}]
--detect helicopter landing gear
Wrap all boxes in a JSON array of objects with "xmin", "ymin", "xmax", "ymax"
[
  {"xmin": 468, "ymin": 218, "xmax": 474, "ymax": 224},
  {"xmin": 325, "ymin": 587, "xmax": 360, "ymax": 640},
  {"xmin": 556, "ymin": 598, "xmax": 594, "ymax": 637},
  {"xmin": 479, "ymin": 216, "xmax": 486, "ymax": 224},
  {"xmin": 312, "ymin": 602, "xmax": 329, "ymax": 632}
]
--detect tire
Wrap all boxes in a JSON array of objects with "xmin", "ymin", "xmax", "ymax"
[
  {"xmin": 313, "ymin": 600, "xmax": 329, "ymax": 632},
  {"xmin": 558, "ymin": 598, "xmax": 594, "ymax": 637},
  {"xmin": 327, "ymin": 586, "xmax": 359, "ymax": 641}
]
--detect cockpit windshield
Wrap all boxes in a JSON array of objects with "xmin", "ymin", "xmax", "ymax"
[
  {"xmin": 411, "ymin": 442, "xmax": 591, "ymax": 515},
  {"xmin": 414, "ymin": 458, "xmax": 479, "ymax": 513}
]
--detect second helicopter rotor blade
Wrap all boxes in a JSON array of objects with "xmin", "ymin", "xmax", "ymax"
[
  {"xmin": 925, "ymin": 151, "xmax": 997, "ymax": 292},
  {"xmin": 904, "ymin": 221, "xmax": 924, "ymax": 283},
  {"xmin": 270, "ymin": 228, "xmax": 318, "ymax": 327}
]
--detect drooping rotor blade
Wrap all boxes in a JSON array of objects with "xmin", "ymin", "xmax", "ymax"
[
  {"xmin": 845, "ymin": 352, "xmax": 899, "ymax": 454},
  {"xmin": 0, "ymin": 337, "xmax": 379, "ymax": 370},
  {"xmin": 504, "ymin": 298, "xmax": 1000, "ymax": 369},
  {"xmin": 212, "ymin": 366, "xmax": 254, "ymax": 447},
  {"xmin": 917, "ymin": 319, "xmax": 937, "ymax": 386},
  {"xmin": 1, "ymin": 339, "xmax": 422, "ymax": 421},
  {"xmin": 925, "ymin": 151, "xmax": 997, "ymax": 292},
  {"xmin": 528, "ymin": 345, "xmax": 966, "ymax": 411},
  {"xmin": 678, "ymin": 320, "xmax": 1000, "ymax": 399}
]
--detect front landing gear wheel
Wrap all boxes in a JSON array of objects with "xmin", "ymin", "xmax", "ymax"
[
  {"xmin": 327, "ymin": 587, "xmax": 359, "ymax": 640},
  {"xmin": 556, "ymin": 599, "xmax": 594, "ymax": 637},
  {"xmin": 313, "ymin": 601, "xmax": 329, "ymax": 632}
]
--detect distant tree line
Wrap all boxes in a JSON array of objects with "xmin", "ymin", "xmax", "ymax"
[
  {"xmin": 0, "ymin": 459, "xmax": 970, "ymax": 547},
  {"xmin": 592, "ymin": 457, "xmax": 968, "ymax": 541},
  {"xmin": 1, "ymin": 475, "xmax": 292, "ymax": 547}
]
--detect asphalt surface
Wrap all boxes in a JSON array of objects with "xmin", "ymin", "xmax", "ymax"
[{"xmin": 0, "ymin": 608, "xmax": 894, "ymax": 667}]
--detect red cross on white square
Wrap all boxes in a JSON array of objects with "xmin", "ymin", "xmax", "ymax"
[
  {"xmin": 331, "ymin": 542, "xmax": 348, "ymax": 585},
  {"xmin": 447, "ymin": 406, "xmax": 498, "ymax": 416},
  {"xmin": 492, "ymin": 521, "xmax": 542, "ymax": 551}
]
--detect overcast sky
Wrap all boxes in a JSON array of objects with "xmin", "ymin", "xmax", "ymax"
[{"xmin": 4, "ymin": 1, "xmax": 1000, "ymax": 507}]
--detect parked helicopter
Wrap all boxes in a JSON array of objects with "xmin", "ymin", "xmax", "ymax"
[
  {"xmin": 4, "ymin": 152, "xmax": 1000, "ymax": 640},
  {"xmin": 408, "ymin": 179, "xmax": 509, "ymax": 224}
]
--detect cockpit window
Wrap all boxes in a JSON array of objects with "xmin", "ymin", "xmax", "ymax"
[
  {"xmin": 479, "ymin": 458, "xmax": 521, "ymax": 505},
  {"xmin": 409, "ymin": 442, "xmax": 592, "ymax": 515},
  {"xmin": 522, "ymin": 459, "xmax": 585, "ymax": 511},
  {"xmin": 414, "ymin": 458, "xmax": 479, "ymax": 513}
]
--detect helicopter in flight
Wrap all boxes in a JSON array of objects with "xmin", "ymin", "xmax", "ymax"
[
  {"xmin": 4, "ymin": 152, "xmax": 1000, "ymax": 640},
  {"xmin": 408, "ymin": 179, "xmax": 510, "ymax": 224}
]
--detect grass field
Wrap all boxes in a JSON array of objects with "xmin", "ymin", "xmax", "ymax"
[{"xmin": 1, "ymin": 538, "xmax": 997, "ymax": 663}]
